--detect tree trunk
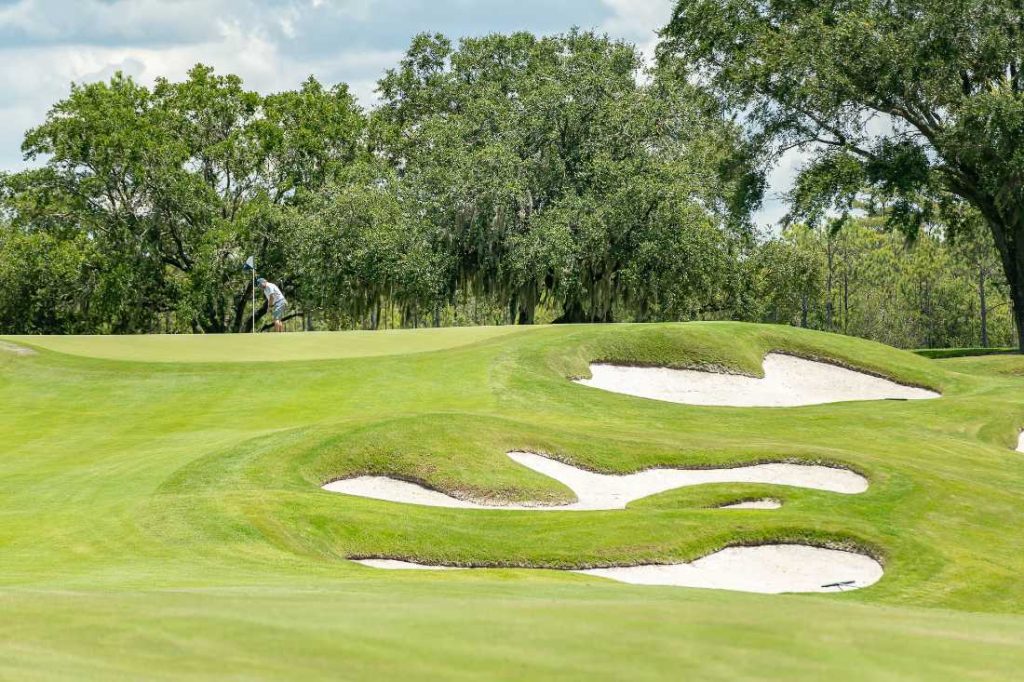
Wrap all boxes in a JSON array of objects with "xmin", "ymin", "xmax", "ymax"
[
  {"xmin": 825, "ymin": 239, "xmax": 835, "ymax": 331},
  {"xmin": 978, "ymin": 266, "xmax": 988, "ymax": 348},
  {"xmin": 921, "ymin": 280, "xmax": 932, "ymax": 349},
  {"xmin": 981, "ymin": 212, "xmax": 1024, "ymax": 353},
  {"xmin": 1010, "ymin": 276, "xmax": 1024, "ymax": 353},
  {"xmin": 516, "ymin": 283, "xmax": 538, "ymax": 325},
  {"xmin": 553, "ymin": 299, "xmax": 613, "ymax": 324},
  {"xmin": 800, "ymin": 292, "xmax": 809, "ymax": 328},
  {"xmin": 1013, "ymin": 309, "xmax": 1020, "ymax": 351},
  {"xmin": 842, "ymin": 267, "xmax": 849, "ymax": 334},
  {"xmin": 553, "ymin": 300, "xmax": 587, "ymax": 324},
  {"xmin": 203, "ymin": 305, "xmax": 226, "ymax": 334},
  {"xmin": 232, "ymin": 284, "xmax": 253, "ymax": 333}
]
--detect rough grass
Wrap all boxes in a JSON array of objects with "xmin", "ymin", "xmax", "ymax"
[{"xmin": 1, "ymin": 322, "xmax": 1023, "ymax": 680}]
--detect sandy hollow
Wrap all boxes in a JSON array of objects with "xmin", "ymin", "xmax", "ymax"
[
  {"xmin": 574, "ymin": 353, "xmax": 939, "ymax": 407},
  {"xmin": 719, "ymin": 499, "xmax": 782, "ymax": 509},
  {"xmin": 322, "ymin": 451, "xmax": 867, "ymax": 510},
  {"xmin": 353, "ymin": 544, "xmax": 884, "ymax": 594}
]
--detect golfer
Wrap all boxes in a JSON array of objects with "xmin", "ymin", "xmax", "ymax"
[{"xmin": 257, "ymin": 277, "xmax": 288, "ymax": 332}]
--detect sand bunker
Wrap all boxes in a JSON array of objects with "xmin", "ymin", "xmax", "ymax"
[
  {"xmin": 0, "ymin": 341, "xmax": 35, "ymax": 356},
  {"xmin": 323, "ymin": 451, "xmax": 867, "ymax": 509},
  {"xmin": 353, "ymin": 544, "xmax": 883, "ymax": 594},
  {"xmin": 577, "ymin": 545, "xmax": 883, "ymax": 593},
  {"xmin": 324, "ymin": 477, "xmax": 498, "ymax": 509},
  {"xmin": 356, "ymin": 559, "xmax": 459, "ymax": 571},
  {"xmin": 1018, "ymin": 431, "xmax": 1023, "ymax": 453},
  {"xmin": 575, "ymin": 353, "xmax": 939, "ymax": 407},
  {"xmin": 720, "ymin": 499, "xmax": 782, "ymax": 510}
]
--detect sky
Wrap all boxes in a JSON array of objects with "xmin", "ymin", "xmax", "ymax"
[{"xmin": 0, "ymin": 0, "xmax": 792, "ymax": 226}]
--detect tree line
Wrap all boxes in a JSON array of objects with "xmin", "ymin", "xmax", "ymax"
[
  {"xmin": 0, "ymin": 31, "xmax": 761, "ymax": 334},
  {"xmin": 747, "ymin": 216, "xmax": 1015, "ymax": 349},
  {"xmin": 0, "ymin": 9, "xmax": 1020, "ymax": 350}
]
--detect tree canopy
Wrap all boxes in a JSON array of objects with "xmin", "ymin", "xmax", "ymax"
[
  {"xmin": 0, "ymin": 25, "xmax": 1015, "ymax": 349},
  {"xmin": 373, "ymin": 30, "xmax": 761, "ymax": 323},
  {"xmin": 2, "ymin": 65, "xmax": 364, "ymax": 332},
  {"xmin": 662, "ymin": 0, "xmax": 1024, "ymax": 348}
]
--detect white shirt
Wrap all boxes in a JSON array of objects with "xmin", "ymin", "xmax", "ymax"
[{"xmin": 262, "ymin": 282, "xmax": 285, "ymax": 306}]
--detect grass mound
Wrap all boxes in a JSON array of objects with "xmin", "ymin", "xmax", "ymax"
[{"xmin": 2, "ymin": 322, "xmax": 1023, "ymax": 680}]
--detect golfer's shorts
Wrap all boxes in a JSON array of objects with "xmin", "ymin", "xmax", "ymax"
[{"xmin": 272, "ymin": 301, "xmax": 288, "ymax": 321}]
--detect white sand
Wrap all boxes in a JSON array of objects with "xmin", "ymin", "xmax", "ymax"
[
  {"xmin": 575, "ymin": 353, "xmax": 939, "ymax": 407},
  {"xmin": 0, "ymin": 341, "xmax": 35, "ymax": 356},
  {"xmin": 506, "ymin": 451, "xmax": 867, "ymax": 505},
  {"xmin": 354, "ymin": 559, "xmax": 459, "ymax": 570},
  {"xmin": 322, "ymin": 451, "xmax": 867, "ymax": 509},
  {"xmin": 1018, "ymin": 431, "xmax": 1023, "ymax": 453},
  {"xmin": 354, "ymin": 544, "xmax": 883, "ymax": 594},
  {"xmin": 323, "ymin": 477, "xmax": 507, "ymax": 509},
  {"xmin": 578, "ymin": 545, "xmax": 883, "ymax": 594},
  {"xmin": 719, "ymin": 499, "xmax": 782, "ymax": 510}
]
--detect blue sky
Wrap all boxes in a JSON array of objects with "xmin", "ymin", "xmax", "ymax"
[{"xmin": 0, "ymin": 0, "xmax": 792, "ymax": 225}]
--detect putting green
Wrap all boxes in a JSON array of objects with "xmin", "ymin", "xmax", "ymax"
[
  {"xmin": 1, "ymin": 322, "xmax": 1023, "ymax": 680},
  {"xmin": 0, "ymin": 325, "xmax": 530, "ymax": 363}
]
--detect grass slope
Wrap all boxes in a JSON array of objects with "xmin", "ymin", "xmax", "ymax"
[
  {"xmin": 1, "ymin": 322, "xmax": 1023, "ymax": 680},
  {"xmin": 1, "ymin": 325, "xmax": 529, "ymax": 363},
  {"xmin": 914, "ymin": 347, "xmax": 1017, "ymax": 359}
]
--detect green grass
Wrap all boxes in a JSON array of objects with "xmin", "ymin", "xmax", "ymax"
[
  {"xmin": 3, "ymin": 325, "xmax": 529, "ymax": 362},
  {"xmin": 913, "ymin": 347, "xmax": 1018, "ymax": 359},
  {"xmin": 1, "ymin": 322, "xmax": 1023, "ymax": 680}
]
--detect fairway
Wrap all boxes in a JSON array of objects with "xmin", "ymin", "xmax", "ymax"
[{"xmin": 2, "ymin": 322, "xmax": 1024, "ymax": 680}]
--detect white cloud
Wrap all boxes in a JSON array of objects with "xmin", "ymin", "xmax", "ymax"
[
  {"xmin": 600, "ymin": 0, "xmax": 674, "ymax": 61},
  {"xmin": 753, "ymin": 146, "xmax": 814, "ymax": 231},
  {"xmin": 0, "ymin": 17, "xmax": 403, "ymax": 168},
  {"xmin": 0, "ymin": 0, "xmax": 220, "ymax": 45},
  {"xmin": 0, "ymin": 0, "xmax": 387, "ymax": 46},
  {"xmin": 3, "ymin": 23, "xmax": 278, "ymax": 89},
  {"xmin": 600, "ymin": 0, "xmax": 674, "ymax": 36}
]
